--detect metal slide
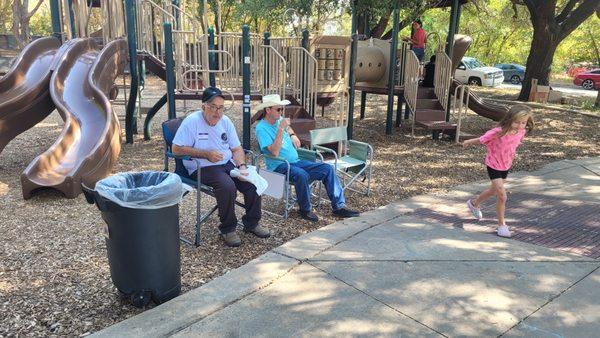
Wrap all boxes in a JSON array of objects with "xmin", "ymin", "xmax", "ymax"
[
  {"xmin": 21, "ymin": 38, "xmax": 128, "ymax": 199},
  {"xmin": 451, "ymin": 35, "xmax": 508, "ymax": 122},
  {"xmin": 0, "ymin": 37, "xmax": 61, "ymax": 154}
]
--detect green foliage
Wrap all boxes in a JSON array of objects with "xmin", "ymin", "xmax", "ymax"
[
  {"xmin": 418, "ymin": 0, "xmax": 599, "ymax": 72},
  {"xmin": 555, "ymin": 15, "xmax": 600, "ymax": 69},
  {"xmin": 29, "ymin": 3, "xmax": 52, "ymax": 37}
]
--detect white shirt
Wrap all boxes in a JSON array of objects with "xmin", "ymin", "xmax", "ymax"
[{"xmin": 172, "ymin": 111, "xmax": 241, "ymax": 175}]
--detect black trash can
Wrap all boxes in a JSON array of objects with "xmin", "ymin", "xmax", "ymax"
[{"xmin": 83, "ymin": 171, "xmax": 185, "ymax": 307}]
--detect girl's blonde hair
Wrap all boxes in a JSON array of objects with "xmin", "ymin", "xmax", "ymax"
[{"xmin": 497, "ymin": 104, "xmax": 534, "ymax": 137}]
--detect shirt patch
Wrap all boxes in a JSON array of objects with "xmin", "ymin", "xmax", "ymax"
[{"xmin": 198, "ymin": 132, "xmax": 209, "ymax": 140}]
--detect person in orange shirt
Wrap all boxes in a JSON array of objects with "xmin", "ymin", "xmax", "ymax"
[{"xmin": 403, "ymin": 19, "xmax": 427, "ymax": 62}]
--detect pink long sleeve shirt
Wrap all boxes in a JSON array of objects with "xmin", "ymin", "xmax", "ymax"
[{"xmin": 479, "ymin": 127, "xmax": 526, "ymax": 171}]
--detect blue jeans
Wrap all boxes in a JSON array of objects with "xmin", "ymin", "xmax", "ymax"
[
  {"xmin": 412, "ymin": 47, "xmax": 425, "ymax": 62},
  {"xmin": 274, "ymin": 160, "xmax": 345, "ymax": 212}
]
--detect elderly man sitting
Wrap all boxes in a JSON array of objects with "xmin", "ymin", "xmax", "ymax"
[
  {"xmin": 254, "ymin": 94, "xmax": 359, "ymax": 222},
  {"xmin": 172, "ymin": 87, "xmax": 269, "ymax": 247}
]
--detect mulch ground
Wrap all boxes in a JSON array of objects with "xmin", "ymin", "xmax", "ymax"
[{"xmin": 1, "ymin": 76, "xmax": 599, "ymax": 336}]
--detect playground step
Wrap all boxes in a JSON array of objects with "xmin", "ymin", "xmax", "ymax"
[
  {"xmin": 417, "ymin": 87, "xmax": 437, "ymax": 99},
  {"xmin": 290, "ymin": 118, "xmax": 316, "ymax": 136},
  {"xmin": 414, "ymin": 108, "xmax": 446, "ymax": 122},
  {"xmin": 417, "ymin": 98, "xmax": 444, "ymax": 110},
  {"xmin": 415, "ymin": 120, "xmax": 457, "ymax": 131},
  {"xmin": 285, "ymin": 105, "xmax": 312, "ymax": 120}
]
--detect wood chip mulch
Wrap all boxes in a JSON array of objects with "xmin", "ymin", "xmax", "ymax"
[{"xmin": 1, "ymin": 78, "xmax": 598, "ymax": 336}]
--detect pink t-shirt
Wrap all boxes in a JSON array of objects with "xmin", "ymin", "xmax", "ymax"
[{"xmin": 479, "ymin": 127, "xmax": 526, "ymax": 171}]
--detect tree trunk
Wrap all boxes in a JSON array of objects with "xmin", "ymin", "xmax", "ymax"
[
  {"xmin": 518, "ymin": 3, "xmax": 559, "ymax": 101},
  {"xmin": 595, "ymin": 89, "xmax": 600, "ymax": 108},
  {"xmin": 518, "ymin": 0, "xmax": 600, "ymax": 101},
  {"xmin": 369, "ymin": 10, "xmax": 391, "ymax": 39}
]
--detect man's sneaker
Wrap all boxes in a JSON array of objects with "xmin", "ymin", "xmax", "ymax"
[
  {"xmin": 497, "ymin": 225, "xmax": 512, "ymax": 238},
  {"xmin": 467, "ymin": 199, "xmax": 483, "ymax": 220},
  {"xmin": 244, "ymin": 224, "xmax": 271, "ymax": 238},
  {"xmin": 299, "ymin": 210, "xmax": 319, "ymax": 222},
  {"xmin": 221, "ymin": 231, "xmax": 241, "ymax": 247},
  {"xmin": 332, "ymin": 207, "xmax": 360, "ymax": 218}
]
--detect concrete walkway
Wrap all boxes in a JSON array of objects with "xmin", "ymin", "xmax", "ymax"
[{"xmin": 95, "ymin": 158, "xmax": 600, "ymax": 338}]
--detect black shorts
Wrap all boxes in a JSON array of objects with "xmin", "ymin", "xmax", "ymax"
[{"xmin": 487, "ymin": 166, "xmax": 509, "ymax": 180}]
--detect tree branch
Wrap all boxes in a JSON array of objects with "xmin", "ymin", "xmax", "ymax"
[
  {"xmin": 26, "ymin": 0, "xmax": 44, "ymax": 19},
  {"xmin": 559, "ymin": 0, "xmax": 600, "ymax": 39},
  {"xmin": 556, "ymin": 0, "xmax": 581, "ymax": 23}
]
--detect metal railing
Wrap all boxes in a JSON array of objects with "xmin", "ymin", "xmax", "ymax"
[
  {"xmin": 288, "ymin": 47, "xmax": 317, "ymax": 117},
  {"xmin": 136, "ymin": 0, "xmax": 177, "ymax": 65},
  {"xmin": 452, "ymin": 84, "xmax": 471, "ymax": 144},
  {"xmin": 216, "ymin": 32, "xmax": 263, "ymax": 93},
  {"xmin": 136, "ymin": 0, "xmax": 234, "ymax": 92},
  {"xmin": 434, "ymin": 49, "xmax": 452, "ymax": 111},
  {"xmin": 258, "ymin": 45, "xmax": 286, "ymax": 98},
  {"xmin": 395, "ymin": 41, "xmax": 412, "ymax": 86},
  {"xmin": 402, "ymin": 50, "xmax": 419, "ymax": 136},
  {"xmin": 269, "ymin": 37, "xmax": 302, "ymax": 66}
]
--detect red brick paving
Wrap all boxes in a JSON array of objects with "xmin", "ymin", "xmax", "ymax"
[{"xmin": 411, "ymin": 192, "xmax": 600, "ymax": 259}]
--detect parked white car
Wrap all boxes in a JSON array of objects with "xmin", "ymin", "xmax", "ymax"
[{"xmin": 455, "ymin": 57, "xmax": 504, "ymax": 87}]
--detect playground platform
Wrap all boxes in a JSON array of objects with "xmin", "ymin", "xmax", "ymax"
[{"xmin": 94, "ymin": 157, "xmax": 600, "ymax": 337}]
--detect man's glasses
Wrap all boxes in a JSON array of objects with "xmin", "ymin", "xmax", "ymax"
[
  {"xmin": 206, "ymin": 104, "xmax": 225, "ymax": 112},
  {"xmin": 270, "ymin": 107, "xmax": 284, "ymax": 112}
]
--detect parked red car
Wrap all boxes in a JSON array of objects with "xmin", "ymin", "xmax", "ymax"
[{"xmin": 573, "ymin": 69, "xmax": 600, "ymax": 90}]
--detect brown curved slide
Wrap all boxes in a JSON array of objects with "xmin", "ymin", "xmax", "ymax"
[
  {"xmin": 451, "ymin": 34, "xmax": 508, "ymax": 122},
  {"xmin": 21, "ymin": 38, "xmax": 127, "ymax": 199},
  {"xmin": 0, "ymin": 37, "xmax": 61, "ymax": 154}
]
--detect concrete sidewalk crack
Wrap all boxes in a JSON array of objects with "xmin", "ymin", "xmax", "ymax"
[
  {"xmin": 497, "ymin": 265, "xmax": 600, "ymax": 338},
  {"xmin": 305, "ymin": 261, "xmax": 448, "ymax": 337}
]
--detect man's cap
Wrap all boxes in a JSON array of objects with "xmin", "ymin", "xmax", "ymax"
[{"xmin": 201, "ymin": 86, "xmax": 225, "ymax": 103}]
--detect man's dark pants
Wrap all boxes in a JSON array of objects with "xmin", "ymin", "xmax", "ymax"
[{"xmin": 191, "ymin": 161, "xmax": 261, "ymax": 234}]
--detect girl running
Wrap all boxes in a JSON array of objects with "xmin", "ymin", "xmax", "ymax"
[{"xmin": 463, "ymin": 105, "xmax": 534, "ymax": 237}]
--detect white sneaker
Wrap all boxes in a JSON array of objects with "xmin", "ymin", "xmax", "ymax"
[
  {"xmin": 467, "ymin": 199, "xmax": 483, "ymax": 220},
  {"xmin": 497, "ymin": 225, "xmax": 512, "ymax": 238}
]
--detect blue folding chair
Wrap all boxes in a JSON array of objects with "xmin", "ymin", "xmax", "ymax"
[{"xmin": 161, "ymin": 118, "xmax": 252, "ymax": 247}]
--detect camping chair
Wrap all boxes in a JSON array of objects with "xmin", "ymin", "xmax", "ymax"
[
  {"xmin": 161, "ymin": 118, "xmax": 253, "ymax": 247},
  {"xmin": 255, "ymin": 148, "xmax": 323, "ymax": 218},
  {"xmin": 309, "ymin": 126, "xmax": 373, "ymax": 196}
]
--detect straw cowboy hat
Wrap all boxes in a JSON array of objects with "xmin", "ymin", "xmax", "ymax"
[{"xmin": 255, "ymin": 94, "xmax": 291, "ymax": 111}]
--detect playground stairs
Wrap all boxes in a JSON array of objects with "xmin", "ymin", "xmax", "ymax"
[
  {"xmin": 285, "ymin": 96, "xmax": 315, "ymax": 147},
  {"xmin": 413, "ymin": 87, "xmax": 457, "ymax": 137}
]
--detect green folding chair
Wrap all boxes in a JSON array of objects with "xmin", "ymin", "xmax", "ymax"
[{"xmin": 309, "ymin": 126, "xmax": 373, "ymax": 196}]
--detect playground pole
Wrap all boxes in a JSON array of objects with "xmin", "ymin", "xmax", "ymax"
[
  {"xmin": 143, "ymin": 94, "xmax": 168, "ymax": 140},
  {"xmin": 446, "ymin": 0, "xmax": 460, "ymax": 59},
  {"xmin": 299, "ymin": 30, "xmax": 307, "ymax": 109},
  {"xmin": 66, "ymin": 0, "xmax": 77, "ymax": 38},
  {"xmin": 50, "ymin": 0, "xmax": 62, "ymax": 42},
  {"xmin": 164, "ymin": 23, "xmax": 177, "ymax": 120},
  {"xmin": 445, "ymin": 0, "xmax": 461, "ymax": 121},
  {"xmin": 125, "ymin": 0, "xmax": 139, "ymax": 143},
  {"xmin": 385, "ymin": 0, "xmax": 400, "ymax": 135},
  {"xmin": 302, "ymin": 29, "xmax": 314, "ymax": 116},
  {"xmin": 347, "ymin": 0, "xmax": 359, "ymax": 140},
  {"xmin": 263, "ymin": 32, "xmax": 270, "ymax": 90},
  {"xmin": 208, "ymin": 27, "xmax": 216, "ymax": 87},
  {"xmin": 242, "ymin": 25, "xmax": 251, "ymax": 149}
]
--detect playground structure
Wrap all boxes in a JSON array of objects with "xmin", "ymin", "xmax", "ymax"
[{"xmin": 0, "ymin": 0, "xmax": 508, "ymax": 198}]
